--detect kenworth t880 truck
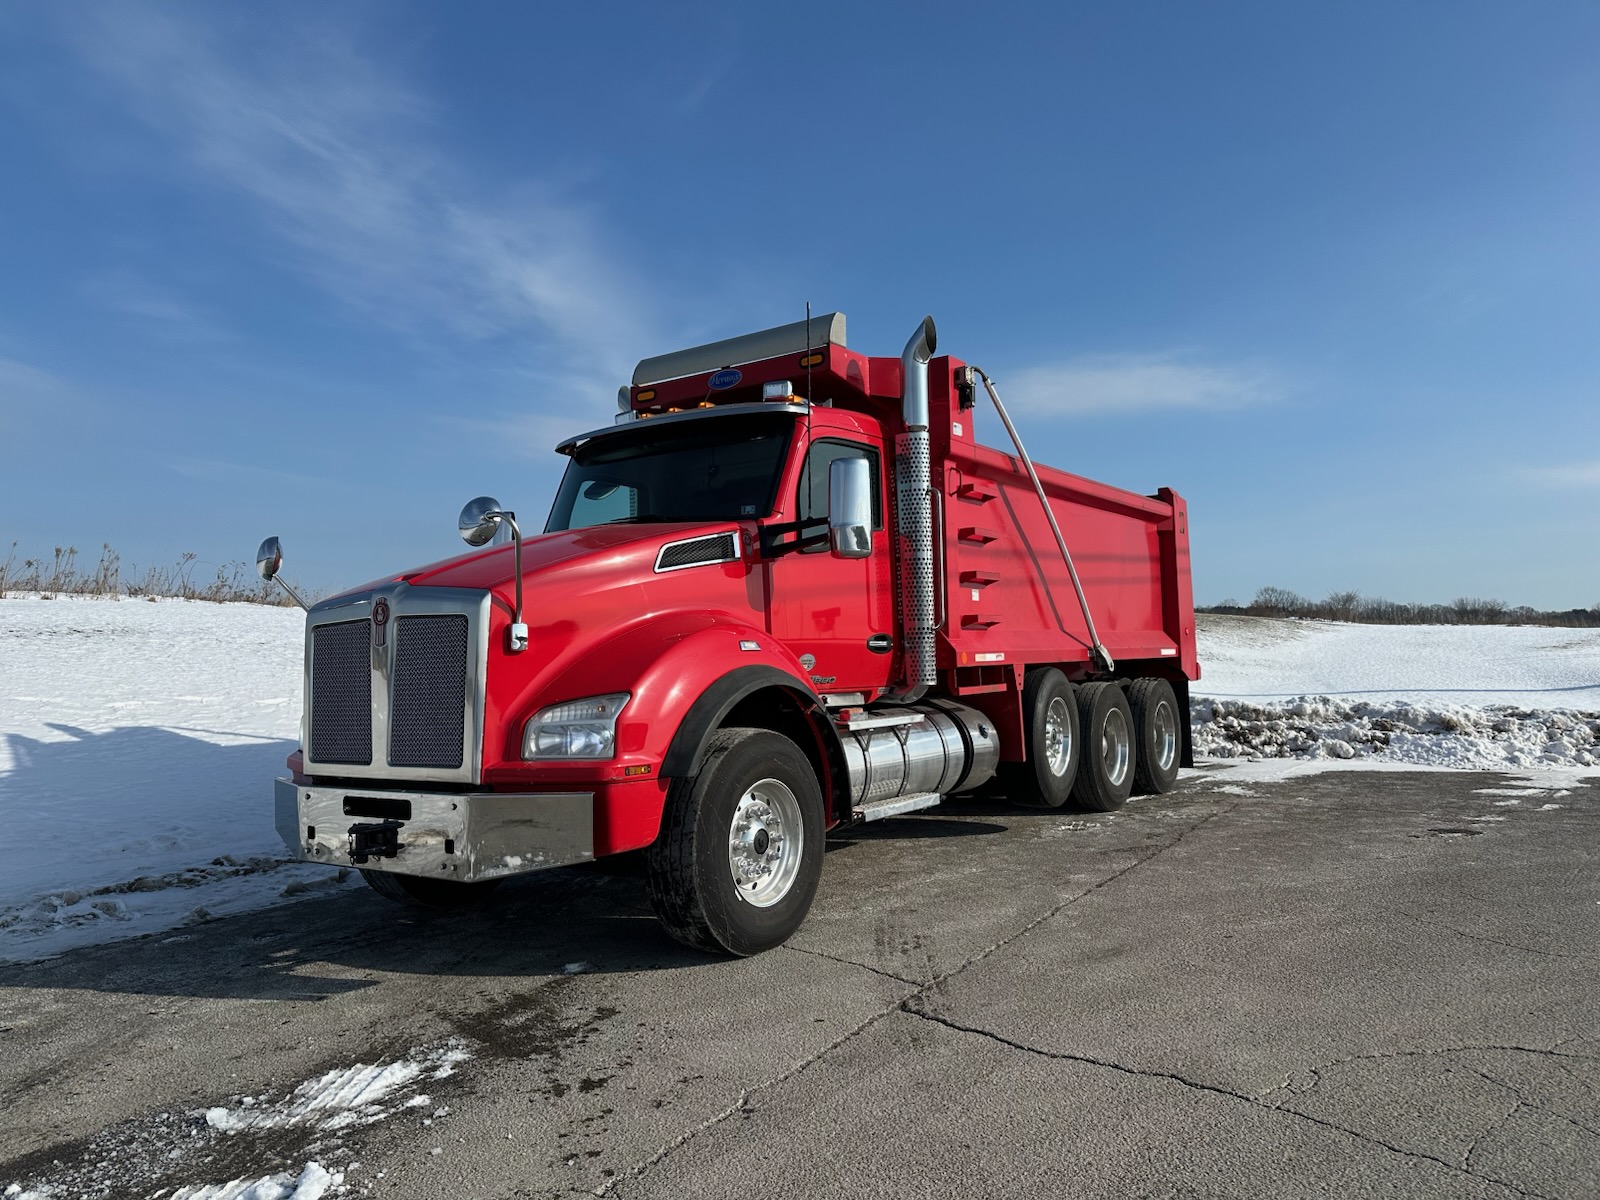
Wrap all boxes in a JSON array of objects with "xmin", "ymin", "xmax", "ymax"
[{"xmin": 259, "ymin": 313, "xmax": 1198, "ymax": 955}]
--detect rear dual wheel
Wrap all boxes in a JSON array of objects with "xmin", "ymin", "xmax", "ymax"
[
  {"xmin": 1000, "ymin": 667, "xmax": 1081, "ymax": 807},
  {"xmin": 1072, "ymin": 682, "xmax": 1136, "ymax": 812},
  {"xmin": 1129, "ymin": 677, "xmax": 1182, "ymax": 795}
]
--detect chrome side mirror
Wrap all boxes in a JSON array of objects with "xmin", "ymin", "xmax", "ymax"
[
  {"xmin": 828, "ymin": 457, "xmax": 872, "ymax": 559},
  {"xmin": 455, "ymin": 496, "xmax": 529, "ymax": 653},
  {"xmin": 458, "ymin": 496, "xmax": 504, "ymax": 547},
  {"xmin": 253, "ymin": 535, "xmax": 308, "ymax": 610},
  {"xmin": 256, "ymin": 536, "xmax": 283, "ymax": 580}
]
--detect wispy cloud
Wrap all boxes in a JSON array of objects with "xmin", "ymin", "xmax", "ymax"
[
  {"xmin": 82, "ymin": 273, "xmax": 232, "ymax": 343},
  {"xmin": 166, "ymin": 456, "xmax": 353, "ymax": 491},
  {"xmin": 1520, "ymin": 461, "xmax": 1600, "ymax": 489},
  {"xmin": 64, "ymin": 8, "xmax": 652, "ymax": 412},
  {"xmin": 993, "ymin": 354, "xmax": 1283, "ymax": 417},
  {"xmin": 0, "ymin": 358, "xmax": 74, "ymax": 429}
]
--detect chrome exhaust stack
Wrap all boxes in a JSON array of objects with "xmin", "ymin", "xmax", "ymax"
[{"xmin": 887, "ymin": 315, "xmax": 938, "ymax": 703}]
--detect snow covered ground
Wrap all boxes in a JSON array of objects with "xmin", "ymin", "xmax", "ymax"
[
  {"xmin": 0, "ymin": 596, "xmax": 358, "ymax": 964},
  {"xmin": 1, "ymin": 599, "xmax": 1595, "ymax": 965},
  {"xmin": 1194, "ymin": 615, "xmax": 1600, "ymax": 777}
]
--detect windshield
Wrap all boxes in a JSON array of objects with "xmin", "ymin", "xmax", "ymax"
[{"xmin": 546, "ymin": 412, "xmax": 795, "ymax": 532}]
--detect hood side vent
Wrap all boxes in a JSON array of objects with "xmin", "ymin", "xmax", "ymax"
[{"xmin": 655, "ymin": 531, "xmax": 740, "ymax": 573}]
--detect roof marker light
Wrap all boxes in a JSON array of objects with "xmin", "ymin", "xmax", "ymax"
[{"xmin": 799, "ymin": 352, "xmax": 824, "ymax": 368}]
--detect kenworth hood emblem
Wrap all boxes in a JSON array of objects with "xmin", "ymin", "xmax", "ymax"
[{"xmin": 372, "ymin": 597, "xmax": 390, "ymax": 647}]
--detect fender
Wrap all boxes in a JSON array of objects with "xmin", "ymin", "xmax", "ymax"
[
  {"xmin": 525, "ymin": 613, "xmax": 828, "ymax": 768},
  {"xmin": 660, "ymin": 663, "xmax": 830, "ymax": 778}
]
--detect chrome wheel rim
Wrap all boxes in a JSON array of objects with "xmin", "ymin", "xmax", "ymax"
[
  {"xmin": 727, "ymin": 779, "xmax": 803, "ymax": 908},
  {"xmin": 1152, "ymin": 700, "xmax": 1178, "ymax": 773},
  {"xmin": 1102, "ymin": 707, "xmax": 1131, "ymax": 787},
  {"xmin": 1044, "ymin": 695, "xmax": 1073, "ymax": 776}
]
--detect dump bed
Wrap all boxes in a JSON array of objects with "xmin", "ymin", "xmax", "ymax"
[{"xmin": 928, "ymin": 361, "xmax": 1198, "ymax": 682}]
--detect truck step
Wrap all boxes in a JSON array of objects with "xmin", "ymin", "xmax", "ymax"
[
  {"xmin": 836, "ymin": 711, "xmax": 923, "ymax": 732},
  {"xmin": 852, "ymin": 792, "xmax": 942, "ymax": 822}
]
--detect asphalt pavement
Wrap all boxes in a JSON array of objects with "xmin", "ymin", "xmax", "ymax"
[{"xmin": 2, "ymin": 767, "xmax": 1596, "ymax": 1199}]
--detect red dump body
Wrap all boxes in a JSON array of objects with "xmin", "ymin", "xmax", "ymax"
[{"xmin": 626, "ymin": 336, "xmax": 1198, "ymax": 702}]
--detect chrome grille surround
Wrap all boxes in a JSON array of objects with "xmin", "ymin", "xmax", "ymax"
[{"xmin": 303, "ymin": 584, "xmax": 491, "ymax": 784}]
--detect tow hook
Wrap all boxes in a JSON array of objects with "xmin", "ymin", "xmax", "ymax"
[{"xmin": 348, "ymin": 820, "xmax": 403, "ymax": 864}]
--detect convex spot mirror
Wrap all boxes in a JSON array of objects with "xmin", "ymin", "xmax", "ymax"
[
  {"xmin": 458, "ymin": 496, "xmax": 503, "ymax": 547},
  {"xmin": 256, "ymin": 536, "xmax": 283, "ymax": 580},
  {"xmin": 827, "ymin": 457, "xmax": 872, "ymax": 559}
]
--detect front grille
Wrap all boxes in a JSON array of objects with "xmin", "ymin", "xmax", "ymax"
[
  {"xmin": 388, "ymin": 615, "xmax": 469, "ymax": 769},
  {"xmin": 310, "ymin": 620, "xmax": 373, "ymax": 764}
]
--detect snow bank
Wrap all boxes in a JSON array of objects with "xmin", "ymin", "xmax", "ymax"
[
  {"xmin": 1194, "ymin": 616, "xmax": 1600, "ymax": 776},
  {"xmin": 0, "ymin": 596, "xmax": 357, "ymax": 962}
]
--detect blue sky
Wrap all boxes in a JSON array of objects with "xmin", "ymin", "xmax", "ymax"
[{"xmin": 1, "ymin": 2, "xmax": 1596, "ymax": 608}]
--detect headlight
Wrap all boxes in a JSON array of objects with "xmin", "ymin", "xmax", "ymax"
[{"xmin": 523, "ymin": 693, "xmax": 630, "ymax": 760}]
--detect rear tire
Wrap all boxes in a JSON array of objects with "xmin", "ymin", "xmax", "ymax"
[
  {"xmin": 999, "ymin": 667, "xmax": 1080, "ymax": 807},
  {"xmin": 1129, "ymin": 677, "xmax": 1182, "ymax": 794},
  {"xmin": 360, "ymin": 869, "xmax": 501, "ymax": 908},
  {"xmin": 647, "ymin": 728, "xmax": 825, "ymax": 956},
  {"xmin": 1071, "ymin": 682, "xmax": 1136, "ymax": 812}
]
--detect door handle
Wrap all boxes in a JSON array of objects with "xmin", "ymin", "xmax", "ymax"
[{"xmin": 867, "ymin": 634, "xmax": 893, "ymax": 654}]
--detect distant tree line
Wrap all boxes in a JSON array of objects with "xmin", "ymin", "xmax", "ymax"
[{"xmin": 1200, "ymin": 587, "xmax": 1600, "ymax": 628}]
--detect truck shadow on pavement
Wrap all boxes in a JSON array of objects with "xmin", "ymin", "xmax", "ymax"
[{"xmin": 0, "ymin": 725, "xmax": 1026, "ymax": 1003}]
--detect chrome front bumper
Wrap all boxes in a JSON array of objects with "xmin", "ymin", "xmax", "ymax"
[{"xmin": 275, "ymin": 778, "xmax": 594, "ymax": 883}]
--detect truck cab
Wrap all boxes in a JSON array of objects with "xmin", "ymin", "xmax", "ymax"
[{"xmin": 263, "ymin": 312, "xmax": 1198, "ymax": 955}]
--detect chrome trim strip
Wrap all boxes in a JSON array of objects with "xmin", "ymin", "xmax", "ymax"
[
  {"xmin": 302, "ymin": 584, "xmax": 490, "ymax": 785},
  {"xmin": 653, "ymin": 529, "xmax": 742, "ymax": 573},
  {"xmin": 276, "ymin": 778, "xmax": 594, "ymax": 882}
]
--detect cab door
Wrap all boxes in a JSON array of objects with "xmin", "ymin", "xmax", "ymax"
[{"xmin": 770, "ymin": 435, "xmax": 896, "ymax": 696}]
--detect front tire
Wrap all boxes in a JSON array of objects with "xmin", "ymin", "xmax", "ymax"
[
  {"xmin": 999, "ymin": 667, "xmax": 1081, "ymax": 807},
  {"xmin": 1071, "ymin": 682, "xmax": 1136, "ymax": 812},
  {"xmin": 647, "ymin": 727, "xmax": 825, "ymax": 956}
]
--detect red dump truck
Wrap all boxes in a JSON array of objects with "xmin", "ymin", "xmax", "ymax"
[{"xmin": 259, "ymin": 313, "xmax": 1198, "ymax": 955}]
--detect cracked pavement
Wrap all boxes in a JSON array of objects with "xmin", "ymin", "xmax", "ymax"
[{"xmin": 2, "ymin": 768, "xmax": 1596, "ymax": 1198}]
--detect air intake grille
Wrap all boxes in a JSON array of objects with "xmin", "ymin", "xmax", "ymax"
[
  {"xmin": 656, "ymin": 532, "xmax": 738, "ymax": 572},
  {"xmin": 310, "ymin": 620, "xmax": 373, "ymax": 765},
  {"xmin": 388, "ymin": 615, "xmax": 469, "ymax": 769}
]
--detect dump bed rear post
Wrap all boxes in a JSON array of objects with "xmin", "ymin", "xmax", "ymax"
[{"xmin": 1156, "ymin": 486, "xmax": 1198, "ymax": 766}]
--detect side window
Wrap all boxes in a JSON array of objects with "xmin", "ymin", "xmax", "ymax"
[
  {"xmin": 797, "ymin": 440, "xmax": 882, "ymax": 553},
  {"xmin": 567, "ymin": 479, "xmax": 639, "ymax": 527}
]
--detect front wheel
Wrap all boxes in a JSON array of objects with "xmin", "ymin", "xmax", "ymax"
[{"xmin": 647, "ymin": 727, "xmax": 825, "ymax": 956}]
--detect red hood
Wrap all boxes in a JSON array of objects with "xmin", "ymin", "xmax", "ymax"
[{"xmin": 326, "ymin": 522, "xmax": 737, "ymax": 601}]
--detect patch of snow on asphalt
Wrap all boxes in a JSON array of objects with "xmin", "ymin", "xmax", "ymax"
[
  {"xmin": 202, "ymin": 1043, "xmax": 469, "ymax": 1135},
  {"xmin": 1, "ymin": 1041, "xmax": 467, "ymax": 1200},
  {"xmin": 1194, "ymin": 617, "xmax": 1600, "ymax": 780},
  {"xmin": 171, "ymin": 1162, "xmax": 341, "ymax": 1200}
]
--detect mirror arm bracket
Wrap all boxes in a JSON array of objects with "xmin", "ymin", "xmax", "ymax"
[
  {"xmin": 487, "ymin": 510, "xmax": 528, "ymax": 653},
  {"xmin": 272, "ymin": 576, "xmax": 310, "ymax": 612}
]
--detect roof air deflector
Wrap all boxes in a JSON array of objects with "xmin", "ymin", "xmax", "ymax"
[{"xmin": 632, "ymin": 312, "xmax": 846, "ymax": 387}]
